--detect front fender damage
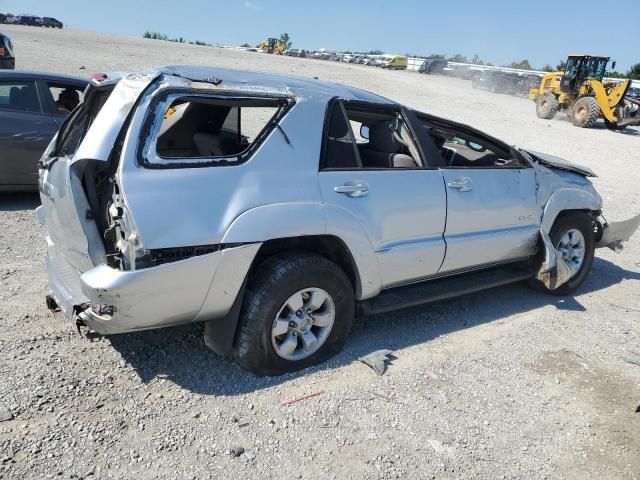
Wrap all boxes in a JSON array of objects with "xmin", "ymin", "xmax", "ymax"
[
  {"xmin": 535, "ymin": 232, "xmax": 574, "ymax": 290},
  {"xmin": 536, "ymin": 213, "xmax": 640, "ymax": 290}
]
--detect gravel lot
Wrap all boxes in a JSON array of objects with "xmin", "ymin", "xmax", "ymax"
[{"xmin": 1, "ymin": 25, "xmax": 639, "ymax": 480}]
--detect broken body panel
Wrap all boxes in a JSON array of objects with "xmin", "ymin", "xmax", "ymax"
[{"xmin": 37, "ymin": 66, "xmax": 639, "ymax": 339}]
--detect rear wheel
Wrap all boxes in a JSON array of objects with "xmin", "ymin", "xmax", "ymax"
[
  {"xmin": 570, "ymin": 97, "xmax": 600, "ymax": 128},
  {"xmin": 535, "ymin": 212, "xmax": 595, "ymax": 295},
  {"xmin": 233, "ymin": 253, "xmax": 354, "ymax": 376},
  {"xmin": 536, "ymin": 93, "xmax": 559, "ymax": 119}
]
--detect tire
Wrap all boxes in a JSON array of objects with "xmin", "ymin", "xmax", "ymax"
[
  {"xmin": 570, "ymin": 97, "xmax": 600, "ymax": 128},
  {"xmin": 233, "ymin": 253, "xmax": 355, "ymax": 376},
  {"xmin": 536, "ymin": 93, "xmax": 559, "ymax": 119},
  {"xmin": 535, "ymin": 212, "xmax": 595, "ymax": 295}
]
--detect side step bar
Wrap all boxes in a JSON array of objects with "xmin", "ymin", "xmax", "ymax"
[{"xmin": 358, "ymin": 265, "xmax": 533, "ymax": 316}]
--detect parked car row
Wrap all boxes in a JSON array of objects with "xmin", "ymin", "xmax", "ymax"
[
  {"xmin": 0, "ymin": 13, "xmax": 63, "ymax": 28},
  {"xmin": 472, "ymin": 70, "xmax": 542, "ymax": 96}
]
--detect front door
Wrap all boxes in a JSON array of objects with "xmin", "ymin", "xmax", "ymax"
[{"xmin": 318, "ymin": 100, "xmax": 447, "ymax": 289}]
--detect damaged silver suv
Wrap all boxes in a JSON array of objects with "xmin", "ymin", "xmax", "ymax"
[{"xmin": 37, "ymin": 66, "xmax": 640, "ymax": 375}]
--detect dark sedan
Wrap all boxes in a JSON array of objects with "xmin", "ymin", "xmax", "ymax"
[
  {"xmin": 16, "ymin": 15, "xmax": 43, "ymax": 26},
  {"xmin": 0, "ymin": 33, "xmax": 14, "ymax": 69},
  {"xmin": 0, "ymin": 71, "xmax": 88, "ymax": 191},
  {"xmin": 43, "ymin": 17, "xmax": 63, "ymax": 28}
]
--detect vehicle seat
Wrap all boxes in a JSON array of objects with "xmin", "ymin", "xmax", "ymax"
[
  {"xmin": 9, "ymin": 87, "xmax": 21, "ymax": 109},
  {"xmin": 20, "ymin": 85, "xmax": 39, "ymax": 112},
  {"xmin": 360, "ymin": 121, "xmax": 417, "ymax": 168},
  {"xmin": 193, "ymin": 133, "xmax": 225, "ymax": 156}
]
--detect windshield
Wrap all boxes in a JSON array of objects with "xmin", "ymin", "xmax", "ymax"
[{"xmin": 566, "ymin": 56, "xmax": 608, "ymax": 80}]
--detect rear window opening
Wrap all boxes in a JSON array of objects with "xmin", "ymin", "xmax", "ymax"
[
  {"xmin": 153, "ymin": 96, "xmax": 284, "ymax": 162},
  {"xmin": 53, "ymin": 87, "xmax": 113, "ymax": 158}
]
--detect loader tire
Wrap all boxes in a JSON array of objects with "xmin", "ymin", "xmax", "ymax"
[
  {"xmin": 570, "ymin": 97, "xmax": 600, "ymax": 128},
  {"xmin": 536, "ymin": 93, "xmax": 559, "ymax": 119}
]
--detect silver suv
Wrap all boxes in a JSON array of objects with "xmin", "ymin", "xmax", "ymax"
[{"xmin": 37, "ymin": 66, "xmax": 639, "ymax": 375}]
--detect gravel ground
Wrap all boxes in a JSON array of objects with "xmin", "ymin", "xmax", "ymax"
[{"xmin": 1, "ymin": 25, "xmax": 639, "ymax": 480}]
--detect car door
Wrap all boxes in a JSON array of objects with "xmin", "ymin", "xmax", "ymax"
[
  {"xmin": 318, "ymin": 100, "xmax": 447, "ymax": 289},
  {"xmin": 0, "ymin": 78, "xmax": 59, "ymax": 189},
  {"xmin": 412, "ymin": 117, "xmax": 539, "ymax": 273}
]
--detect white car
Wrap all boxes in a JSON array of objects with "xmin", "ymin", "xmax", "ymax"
[{"xmin": 38, "ymin": 66, "xmax": 640, "ymax": 375}]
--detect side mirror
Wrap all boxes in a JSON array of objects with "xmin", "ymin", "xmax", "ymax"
[
  {"xmin": 611, "ymin": 61, "xmax": 616, "ymax": 70},
  {"xmin": 360, "ymin": 124, "xmax": 369, "ymax": 140}
]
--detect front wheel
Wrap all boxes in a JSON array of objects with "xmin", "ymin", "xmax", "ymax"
[
  {"xmin": 570, "ymin": 97, "xmax": 600, "ymax": 128},
  {"xmin": 233, "ymin": 253, "xmax": 354, "ymax": 376},
  {"xmin": 535, "ymin": 212, "xmax": 596, "ymax": 295}
]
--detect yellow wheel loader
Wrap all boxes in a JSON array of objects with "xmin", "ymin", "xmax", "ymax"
[
  {"xmin": 529, "ymin": 55, "xmax": 640, "ymax": 129},
  {"xmin": 258, "ymin": 38, "xmax": 285, "ymax": 55}
]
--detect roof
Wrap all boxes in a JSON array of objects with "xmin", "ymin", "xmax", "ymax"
[
  {"xmin": 567, "ymin": 54, "xmax": 610, "ymax": 59},
  {"xmin": 158, "ymin": 65, "xmax": 392, "ymax": 103},
  {"xmin": 0, "ymin": 70, "xmax": 88, "ymax": 85}
]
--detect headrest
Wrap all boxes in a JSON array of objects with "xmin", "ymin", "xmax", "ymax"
[{"xmin": 368, "ymin": 120, "xmax": 401, "ymax": 153}]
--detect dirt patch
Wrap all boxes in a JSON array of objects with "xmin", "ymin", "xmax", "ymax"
[{"xmin": 533, "ymin": 349, "xmax": 640, "ymax": 477}]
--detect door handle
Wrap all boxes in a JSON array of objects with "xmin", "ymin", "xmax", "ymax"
[
  {"xmin": 447, "ymin": 177, "xmax": 472, "ymax": 192},
  {"xmin": 334, "ymin": 183, "xmax": 369, "ymax": 197}
]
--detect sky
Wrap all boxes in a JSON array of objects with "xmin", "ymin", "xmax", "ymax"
[{"xmin": 1, "ymin": 0, "xmax": 639, "ymax": 71}]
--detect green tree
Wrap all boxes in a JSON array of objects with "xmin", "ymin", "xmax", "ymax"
[
  {"xmin": 240, "ymin": 43, "xmax": 251, "ymax": 48},
  {"xmin": 471, "ymin": 54, "xmax": 484, "ymax": 65},
  {"xmin": 556, "ymin": 60, "xmax": 567, "ymax": 71},
  {"xmin": 449, "ymin": 53, "xmax": 468, "ymax": 63},
  {"xmin": 427, "ymin": 53, "xmax": 445, "ymax": 59},
  {"xmin": 626, "ymin": 63, "xmax": 640, "ymax": 80},
  {"xmin": 508, "ymin": 59, "xmax": 532, "ymax": 70},
  {"xmin": 541, "ymin": 64, "xmax": 554, "ymax": 72},
  {"xmin": 279, "ymin": 33, "xmax": 292, "ymax": 50}
]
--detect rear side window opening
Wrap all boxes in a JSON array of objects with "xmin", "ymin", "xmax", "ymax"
[
  {"xmin": 53, "ymin": 86, "xmax": 112, "ymax": 158},
  {"xmin": 141, "ymin": 93, "xmax": 292, "ymax": 168}
]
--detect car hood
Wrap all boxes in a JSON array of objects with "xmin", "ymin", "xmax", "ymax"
[{"xmin": 522, "ymin": 149, "xmax": 596, "ymax": 177}]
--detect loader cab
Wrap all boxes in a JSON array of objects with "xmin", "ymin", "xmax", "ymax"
[{"xmin": 561, "ymin": 55, "xmax": 609, "ymax": 94}]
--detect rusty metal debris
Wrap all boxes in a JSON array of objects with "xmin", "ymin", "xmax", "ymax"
[{"xmin": 281, "ymin": 390, "xmax": 325, "ymax": 406}]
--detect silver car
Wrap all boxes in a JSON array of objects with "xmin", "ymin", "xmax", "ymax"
[{"xmin": 37, "ymin": 66, "xmax": 640, "ymax": 375}]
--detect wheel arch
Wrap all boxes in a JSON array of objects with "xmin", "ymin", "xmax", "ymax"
[
  {"xmin": 540, "ymin": 188, "xmax": 601, "ymax": 235},
  {"xmin": 221, "ymin": 203, "xmax": 382, "ymax": 300}
]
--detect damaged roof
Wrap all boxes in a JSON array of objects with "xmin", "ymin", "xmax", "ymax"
[{"xmin": 158, "ymin": 64, "xmax": 392, "ymax": 103}]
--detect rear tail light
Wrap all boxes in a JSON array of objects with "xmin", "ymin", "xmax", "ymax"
[{"xmin": 91, "ymin": 73, "xmax": 108, "ymax": 82}]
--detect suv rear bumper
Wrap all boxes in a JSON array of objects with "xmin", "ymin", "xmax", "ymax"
[{"xmin": 45, "ymin": 240, "xmax": 261, "ymax": 334}]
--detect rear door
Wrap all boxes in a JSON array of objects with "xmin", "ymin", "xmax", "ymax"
[
  {"xmin": 318, "ymin": 100, "xmax": 447, "ymax": 289},
  {"xmin": 0, "ymin": 78, "xmax": 59, "ymax": 189}
]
